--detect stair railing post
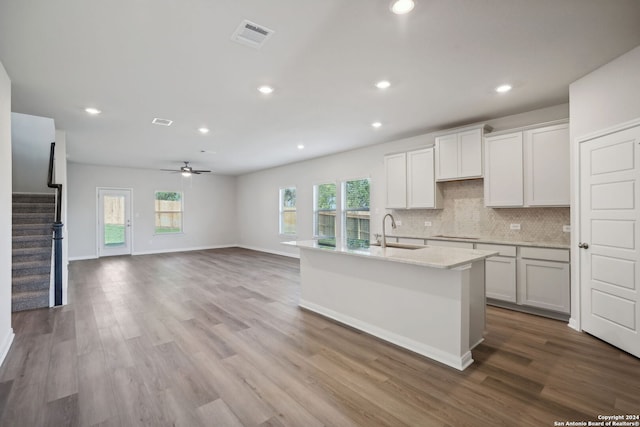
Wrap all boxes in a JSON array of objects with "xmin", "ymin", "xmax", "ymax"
[
  {"xmin": 47, "ymin": 142, "xmax": 63, "ymax": 306},
  {"xmin": 52, "ymin": 222, "xmax": 63, "ymax": 305}
]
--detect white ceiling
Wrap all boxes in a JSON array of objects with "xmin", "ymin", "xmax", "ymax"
[{"xmin": 1, "ymin": 0, "xmax": 640, "ymax": 175}]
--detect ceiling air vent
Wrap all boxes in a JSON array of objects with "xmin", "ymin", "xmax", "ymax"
[
  {"xmin": 152, "ymin": 118, "xmax": 173, "ymax": 126},
  {"xmin": 231, "ymin": 20, "xmax": 275, "ymax": 49}
]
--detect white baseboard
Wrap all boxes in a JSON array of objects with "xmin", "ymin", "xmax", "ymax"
[
  {"xmin": 132, "ymin": 244, "xmax": 236, "ymax": 256},
  {"xmin": 72, "ymin": 245, "xmax": 299, "ymax": 260},
  {"xmin": 237, "ymin": 245, "xmax": 300, "ymax": 259},
  {"xmin": 299, "ymin": 299, "xmax": 472, "ymax": 371},
  {"xmin": 0, "ymin": 328, "xmax": 15, "ymax": 367},
  {"xmin": 568, "ymin": 317, "xmax": 581, "ymax": 332},
  {"xmin": 69, "ymin": 254, "xmax": 98, "ymax": 261}
]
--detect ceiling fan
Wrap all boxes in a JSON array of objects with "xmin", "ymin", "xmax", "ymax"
[{"xmin": 161, "ymin": 161, "xmax": 211, "ymax": 177}]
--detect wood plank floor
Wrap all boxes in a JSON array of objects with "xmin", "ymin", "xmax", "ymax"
[{"xmin": 1, "ymin": 247, "xmax": 639, "ymax": 426}]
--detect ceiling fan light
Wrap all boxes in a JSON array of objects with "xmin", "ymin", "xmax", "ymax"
[{"xmin": 182, "ymin": 171, "xmax": 192, "ymax": 177}]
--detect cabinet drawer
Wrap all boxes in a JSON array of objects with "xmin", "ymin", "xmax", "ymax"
[
  {"xmin": 520, "ymin": 247, "xmax": 569, "ymax": 262},
  {"xmin": 476, "ymin": 243, "xmax": 516, "ymax": 257},
  {"xmin": 426, "ymin": 240, "xmax": 474, "ymax": 249}
]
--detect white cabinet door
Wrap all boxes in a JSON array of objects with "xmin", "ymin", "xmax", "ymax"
[
  {"xmin": 484, "ymin": 132, "xmax": 524, "ymax": 207},
  {"xmin": 459, "ymin": 128, "xmax": 483, "ymax": 178},
  {"xmin": 407, "ymin": 148, "xmax": 441, "ymax": 209},
  {"xmin": 435, "ymin": 134, "xmax": 458, "ymax": 180},
  {"xmin": 524, "ymin": 123, "xmax": 570, "ymax": 206},
  {"xmin": 384, "ymin": 153, "xmax": 407, "ymax": 208},
  {"xmin": 518, "ymin": 258, "xmax": 570, "ymax": 313},
  {"xmin": 485, "ymin": 256, "xmax": 516, "ymax": 302}
]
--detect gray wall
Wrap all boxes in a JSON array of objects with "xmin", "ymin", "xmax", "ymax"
[
  {"xmin": 237, "ymin": 104, "xmax": 570, "ymax": 257},
  {"xmin": 68, "ymin": 163, "xmax": 238, "ymax": 259},
  {"xmin": 0, "ymin": 61, "xmax": 13, "ymax": 365},
  {"xmin": 568, "ymin": 43, "xmax": 640, "ymax": 329},
  {"xmin": 11, "ymin": 112, "xmax": 55, "ymax": 193},
  {"xmin": 570, "ymin": 44, "xmax": 640, "ymax": 140}
]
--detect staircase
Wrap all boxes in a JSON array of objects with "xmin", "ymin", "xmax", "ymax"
[{"xmin": 12, "ymin": 193, "xmax": 54, "ymax": 311}]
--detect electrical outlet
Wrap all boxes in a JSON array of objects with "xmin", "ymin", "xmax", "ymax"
[
  {"xmin": 510, "ymin": 223, "xmax": 521, "ymax": 230},
  {"xmin": 424, "ymin": 221, "xmax": 432, "ymax": 227},
  {"xmin": 396, "ymin": 220, "xmax": 402, "ymax": 226},
  {"xmin": 563, "ymin": 225, "xmax": 571, "ymax": 233}
]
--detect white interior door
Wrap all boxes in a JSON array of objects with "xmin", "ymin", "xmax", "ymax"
[
  {"xmin": 98, "ymin": 188, "xmax": 132, "ymax": 257},
  {"xmin": 580, "ymin": 124, "xmax": 640, "ymax": 357}
]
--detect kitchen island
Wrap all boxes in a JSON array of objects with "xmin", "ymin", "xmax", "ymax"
[{"xmin": 283, "ymin": 240, "xmax": 497, "ymax": 370}]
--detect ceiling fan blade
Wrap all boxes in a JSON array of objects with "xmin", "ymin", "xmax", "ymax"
[
  {"xmin": 160, "ymin": 169, "xmax": 180, "ymax": 172},
  {"xmin": 193, "ymin": 169, "xmax": 211, "ymax": 173}
]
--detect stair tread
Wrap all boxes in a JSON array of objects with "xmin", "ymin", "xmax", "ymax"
[
  {"xmin": 13, "ymin": 247, "xmax": 51, "ymax": 254},
  {"xmin": 12, "ymin": 235, "xmax": 51, "ymax": 241},
  {"xmin": 13, "ymin": 259, "xmax": 51, "ymax": 268},
  {"xmin": 12, "ymin": 273, "xmax": 50, "ymax": 282},
  {"xmin": 12, "ymin": 289, "xmax": 49, "ymax": 298}
]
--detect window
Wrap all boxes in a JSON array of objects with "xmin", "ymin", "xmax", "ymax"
[
  {"xmin": 279, "ymin": 187, "xmax": 297, "ymax": 235},
  {"xmin": 313, "ymin": 183, "xmax": 337, "ymax": 239},
  {"xmin": 342, "ymin": 178, "xmax": 370, "ymax": 245},
  {"xmin": 155, "ymin": 191, "xmax": 183, "ymax": 234}
]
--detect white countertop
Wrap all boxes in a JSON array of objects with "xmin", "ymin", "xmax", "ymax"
[
  {"xmin": 387, "ymin": 234, "xmax": 570, "ymax": 249},
  {"xmin": 283, "ymin": 240, "xmax": 497, "ymax": 269}
]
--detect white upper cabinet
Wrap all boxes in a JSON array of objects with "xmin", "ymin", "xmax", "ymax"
[
  {"xmin": 384, "ymin": 152, "xmax": 407, "ymax": 209},
  {"xmin": 407, "ymin": 148, "xmax": 441, "ymax": 209},
  {"xmin": 385, "ymin": 148, "xmax": 442, "ymax": 209},
  {"xmin": 435, "ymin": 126, "xmax": 488, "ymax": 181},
  {"xmin": 484, "ymin": 132, "xmax": 524, "ymax": 207},
  {"xmin": 524, "ymin": 123, "xmax": 570, "ymax": 206},
  {"xmin": 484, "ymin": 121, "xmax": 570, "ymax": 208}
]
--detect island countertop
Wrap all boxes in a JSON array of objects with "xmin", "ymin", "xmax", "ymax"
[{"xmin": 283, "ymin": 240, "xmax": 497, "ymax": 269}]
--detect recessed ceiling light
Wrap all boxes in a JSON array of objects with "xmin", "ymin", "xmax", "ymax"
[
  {"xmin": 390, "ymin": 0, "xmax": 415, "ymax": 14},
  {"xmin": 375, "ymin": 80, "xmax": 391, "ymax": 89},
  {"xmin": 297, "ymin": 144, "xmax": 305, "ymax": 150},
  {"xmin": 495, "ymin": 84, "xmax": 512, "ymax": 93},
  {"xmin": 372, "ymin": 122, "xmax": 382, "ymax": 128},
  {"xmin": 152, "ymin": 118, "xmax": 173, "ymax": 126},
  {"xmin": 198, "ymin": 127, "xmax": 210, "ymax": 134},
  {"xmin": 85, "ymin": 107, "xmax": 101, "ymax": 115},
  {"xmin": 258, "ymin": 85, "xmax": 274, "ymax": 94}
]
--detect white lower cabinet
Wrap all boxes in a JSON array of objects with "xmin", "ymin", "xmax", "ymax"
[
  {"xmin": 485, "ymin": 257, "xmax": 516, "ymax": 302},
  {"xmin": 477, "ymin": 243, "xmax": 517, "ymax": 303},
  {"xmin": 518, "ymin": 257, "xmax": 570, "ymax": 314}
]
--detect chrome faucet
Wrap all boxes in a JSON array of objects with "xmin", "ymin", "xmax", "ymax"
[{"xmin": 381, "ymin": 213, "xmax": 397, "ymax": 248}]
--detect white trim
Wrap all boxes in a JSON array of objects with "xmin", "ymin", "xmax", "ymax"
[
  {"xmin": 568, "ymin": 318, "xmax": 580, "ymax": 332},
  {"xmin": 300, "ymin": 299, "xmax": 473, "ymax": 371},
  {"xmin": 69, "ymin": 255, "xmax": 98, "ymax": 261},
  {"xmin": 571, "ymin": 117, "xmax": 640, "ymax": 332},
  {"xmin": 238, "ymin": 245, "xmax": 300, "ymax": 259},
  {"xmin": 70, "ymin": 245, "xmax": 300, "ymax": 260},
  {"xmin": 132, "ymin": 244, "xmax": 236, "ymax": 256},
  {"xmin": 96, "ymin": 187, "xmax": 134, "ymax": 258},
  {"xmin": 576, "ymin": 117, "xmax": 640, "ymax": 143},
  {"xmin": 0, "ymin": 328, "xmax": 15, "ymax": 367}
]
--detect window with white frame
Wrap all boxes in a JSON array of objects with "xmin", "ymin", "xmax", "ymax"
[
  {"xmin": 313, "ymin": 183, "xmax": 336, "ymax": 239},
  {"xmin": 342, "ymin": 178, "xmax": 370, "ymax": 244},
  {"xmin": 155, "ymin": 191, "xmax": 183, "ymax": 234},
  {"xmin": 279, "ymin": 187, "xmax": 297, "ymax": 235}
]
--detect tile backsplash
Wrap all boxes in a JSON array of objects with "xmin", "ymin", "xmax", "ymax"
[{"xmin": 391, "ymin": 180, "xmax": 570, "ymax": 245}]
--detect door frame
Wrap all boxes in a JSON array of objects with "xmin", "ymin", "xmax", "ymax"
[
  {"xmin": 96, "ymin": 187, "xmax": 134, "ymax": 257},
  {"xmin": 572, "ymin": 117, "xmax": 640, "ymax": 332}
]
